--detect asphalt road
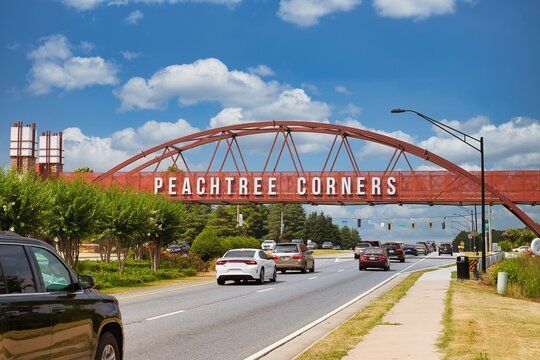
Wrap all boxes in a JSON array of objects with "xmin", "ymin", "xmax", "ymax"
[{"xmin": 117, "ymin": 252, "xmax": 454, "ymax": 360}]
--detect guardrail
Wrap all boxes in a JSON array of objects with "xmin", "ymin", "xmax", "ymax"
[{"xmin": 478, "ymin": 252, "xmax": 504, "ymax": 271}]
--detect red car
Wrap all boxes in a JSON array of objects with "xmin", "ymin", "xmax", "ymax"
[{"xmin": 359, "ymin": 248, "xmax": 390, "ymax": 271}]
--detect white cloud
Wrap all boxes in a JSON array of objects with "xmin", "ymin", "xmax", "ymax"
[
  {"xmin": 121, "ymin": 50, "xmax": 140, "ymax": 60},
  {"xmin": 373, "ymin": 0, "xmax": 456, "ymax": 19},
  {"xmin": 62, "ymin": 118, "xmax": 200, "ymax": 171},
  {"xmin": 340, "ymin": 103, "xmax": 361, "ymax": 116},
  {"xmin": 278, "ymin": 0, "xmax": 361, "ymax": 27},
  {"xmin": 6, "ymin": 42, "xmax": 20, "ymax": 51},
  {"xmin": 115, "ymin": 58, "xmax": 285, "ymax": 111},
  {"xmin": 29, "ymin": 34, "xmax": 72, "ymax": 61},
  {"xmin": 125, "ymin": 10, "xmax": 144, "ymax": 24},
  {"xmin": 209, "ymin": 107, "xmax": 244, "ymax": 128},
  {"xmin": 248, "ymin": 65, "xmax": 276, "ymax": 77},
  {"xmin": 62, "ymin": 0, "xmax": 240, "ymax": 11},
  {"xmin": 28, "ymin": 35, "xmax": 118, "ymax": 95},
  {"xmin": 335, "ymin": 85, "xmax": 350, "ymax": 94},
  {"xmin": 79, "ymin": 41, "xmax": 96, "ymax": 53}
]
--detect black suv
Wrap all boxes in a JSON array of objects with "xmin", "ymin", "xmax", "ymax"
[
  {"xmin": 439, "ymin": 243, "xmax": 453, "ymax": 256},
  {"xmin": 383, "ymin": 242, "xmax": 406, "ymax": 262},
  {"xmin": 0, "ymin": 231, "xmax": 124, "ymax": 359}
]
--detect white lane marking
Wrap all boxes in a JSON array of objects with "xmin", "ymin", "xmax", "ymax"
[
  {"xmin": 338, "ymin": 269, "xmax": 344, "ymax": 272},
  {"xmin": 308, "ymin": 276, "xmax": 318, "ymax": 280},
  {"xmin": 245, "ymin": 255, "xmax": 442, "ymax": 360},
  {"xmin": 256, "ymin": 288, "xmax": 274, "ymax": 293},
  {"xmin": 146, "ymin": 310, "xmax": 185, "ymax": 321},
  {"xmin": 244, "ymin": 273, "xmax": 401, "ymax": 360}
]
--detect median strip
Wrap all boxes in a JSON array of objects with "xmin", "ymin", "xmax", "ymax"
[{"xmin": 146, "ymin": 310, "xmax": 186, "ymax": 321}]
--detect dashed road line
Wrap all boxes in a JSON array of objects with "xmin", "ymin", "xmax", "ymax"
[
  {"xmin": 308, "ymin": 276, "xmax": 318, "ymax": 280},
  {"xmin": 337, "ymin": 269, "xmax": 344, "ymax": 272},
  {"xmin": 146, "ymin": 310, "xmax": 186, "ymax": 321},
  {"xmin": 256, "ymin": 288, "xmax": 275, "ymax": 293}
]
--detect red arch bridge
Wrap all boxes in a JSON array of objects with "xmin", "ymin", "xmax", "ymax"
[{"xmin": 61, "ymin": 121, "xmax": 540, "ymax": 236}]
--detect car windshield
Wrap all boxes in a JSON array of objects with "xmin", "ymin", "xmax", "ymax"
[
  {"xmin": 223, "ymin": 250, "xmax": 256, "ymax": 258},
  {"xmin": 274, "ymin": 245, "xmax": 299, "ymax": 253},
  {"xmin": 384, "ymin": 243, "xmax": 399, "ymax": 248},
  {"xmin": 356, "ymin": 243, "xmax": 370, "ymax": 248},
  {"xmin": 263, "ymin": 240, "xmax": 274, "ymax": 244},
  {"xmin": 364, "ymin": 248, "xmax": 384, "ymax": 255}
]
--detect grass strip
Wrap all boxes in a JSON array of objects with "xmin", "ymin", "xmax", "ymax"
[
  {"xmin": 296, "ymin": 270, "xmax": 428, "ymax": 360},
  {"xmin": 439, "ymin": 279, "xmax": 540, "ymax": 359}
]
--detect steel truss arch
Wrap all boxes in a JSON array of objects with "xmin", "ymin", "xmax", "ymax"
[{"xmin": 93, "ymin": 121, "xmax": 540, "ymax": 236}]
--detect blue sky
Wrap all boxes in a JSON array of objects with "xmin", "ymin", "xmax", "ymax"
[{"xmin": 1, "ymin": 0, "xmax": 539, "ymax": 241}]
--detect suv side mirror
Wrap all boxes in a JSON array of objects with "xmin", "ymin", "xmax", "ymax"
[{"xmin": 78, "ymin": 274, "xmax": 95, "ymax": 289}]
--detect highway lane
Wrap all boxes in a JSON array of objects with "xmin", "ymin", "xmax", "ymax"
[{"xmin": 118, "ymin": 252, "xmax": 454, "ymax": 360}]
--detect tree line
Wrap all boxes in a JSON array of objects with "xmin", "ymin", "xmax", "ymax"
[{"xmin": 0, "ymin": 169, "xmax": 359, "ymax": 272}]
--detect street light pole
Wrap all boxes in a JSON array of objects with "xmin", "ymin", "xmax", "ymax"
[{"xmin": 391, "ymin": 108, "xmax": 487, "ymax": 272}]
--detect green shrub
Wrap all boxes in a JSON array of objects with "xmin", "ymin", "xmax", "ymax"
[
  {"xmin": 497, "ymin": 240, "xmax": 513, "ymax": 252},
  {"xmin": 516, "ymin": 256, "xmax": 540, "ymax": 298},
  {"xmin": 223, "ymin": 236, "xmax": 260, "ymax": 251},
  {"xmin": 76, "ymin": 259, "xmax": 197, "ymax": 290},
  {"xmin": 190, "ymin": 227, "xmax": 226, "ymax": 261},
  {"xmin": 161, "ymin": 252, "xmax": 208, "ymax": 272},
  {"xmin": 491, "ymin": 258, "xmax": 519, "ymax": 285}
]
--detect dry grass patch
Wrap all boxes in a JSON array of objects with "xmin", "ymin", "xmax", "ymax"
[
  {"xmin": 296, "ymin": 271, "xmax": 425, "ymax": 360},
  {"xmin": 440, "ymin": 280, "xmax": 540, "ymax": 360}
]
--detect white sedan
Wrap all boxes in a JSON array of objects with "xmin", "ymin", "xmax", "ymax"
[
  {"xmin": 261, "ymin": 239, "xmax": 276, "ymax": 251},
  {"xmin": 216, "ymin": 248, "xmax": 277, "ymax": 285},
  {"xmin": 513, "ymin": 246, "xmax": 530, "ymax": 253}
]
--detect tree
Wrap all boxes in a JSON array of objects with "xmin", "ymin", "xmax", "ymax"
[
  {"xmin": 0, "ymin": 169, "xmax": 49, "ymax": 237},
  {"xmin": 237, "ymin": 204, "xmax": 269, "ymax": 239},
  {"xmin": 43, "ymin": 178, "xmax": 101, "ymax": 267},
  {"xmin": 191, "ymin": 227, "xmax": 226, "ymax": 261},
  {"xmin": 304, "ymin": 212, "xmax": 339, "ymax": 246},
  {"xmin": 97, "ymin": 187, "xmax": 142, "ymax": 274},
  {"xmin": 73, "ymin": 167, "xmax": 93, "ymax": 173},
  {"xmin": 266, "ymin": 204, "xmax": 306, "ymax": 241},
  {"xmin": 206, "ymin": 205, "xmax": 239, "ymax": 237},
  {"xmin": 179, "ymin": 204, "xmax": 211, "ymax": 243},
  {"xmin": 146, "ymin": 196, "xmax": 186, "ymax": 271}
]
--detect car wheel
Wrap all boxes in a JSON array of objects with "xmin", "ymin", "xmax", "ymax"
[
  {"xmin": 270, "ymin": 267, "xmax": 277, "ymax": 282},
  {"xmin": 358, "ymin": 264, "xmax": 363, "ymax": 271},
  {"xmin": 450, "ymin": 253, "xmax": 453, "ymax": 256},
  {"xmin": 217, "ymin": 278, "xmax": 225, "ymax": 285},
  {"xmin": 310, "ymin": 262, "xmax": 315, "ymax": 273},
  {"xmin": 280, "ymin": 269, "xmax": 286, "ymax": 274},
  {"xmin": 95, "ymin": 332, "xmax": 120, "ymax": 360},
  {"xmin": 384, "ymin": 265, "xmax": 389, "ymax": 271},
  {"xmin": 257, "ymin": 268, "xmax": 265, "ymax": 284},
  {"xmin": 301, "ymin": 262, "xmax": 307, "ymax": 273},
  {"xmin": 400, "ymin": 258, "xmax": 405, "ymax": 263}
]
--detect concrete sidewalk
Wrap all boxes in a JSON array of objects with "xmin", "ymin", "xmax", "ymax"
[{"xmin": 343, "ymin": 267, "xmax": 452, "ymax": 360}]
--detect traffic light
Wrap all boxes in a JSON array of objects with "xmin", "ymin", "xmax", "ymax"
[
  {"xmin": 387, "ymin": 223, "xmax": 392, "ymax": 230},
  {"xmin": 357, "ymin": 219, "xmax": 361, "ymax": 228},
  {"xmin": 428, "ymin": 222, "xmax": 433, "ymax": 228},
  {"xmin": 411, "ymin": 222, "xmax": 416, "ymax": 229}
]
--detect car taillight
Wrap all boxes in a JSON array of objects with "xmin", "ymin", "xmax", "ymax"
[
  {"xmin": 292, "ymin": 255, "xmax": 303, "ymax": 260},
  {"xmin": 360, "ymin": 255, "xmax": 367, "ymax": 260},
  {"xmin": 244, "ymin": 260, "xmax": 257, "ymax": 265},
  {"xmin": 396, "ymin": 248, "xmax": 403, "ymax": 252},
  {"xmin": 216, "ymin": 260, "xmax": 226, "ymax": 265},
  {"xmin": 273, "ymin": 255, "xmax": 278, "ymax": 261}
]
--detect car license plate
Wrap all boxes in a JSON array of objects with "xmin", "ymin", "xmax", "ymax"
[
  {"xmin": 369, "ymin": 256, "xmax": 376, "ymax": 260},
  {"xmin": 281, "ymin": 256, "xmax": 290, "ymax": 260}
]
